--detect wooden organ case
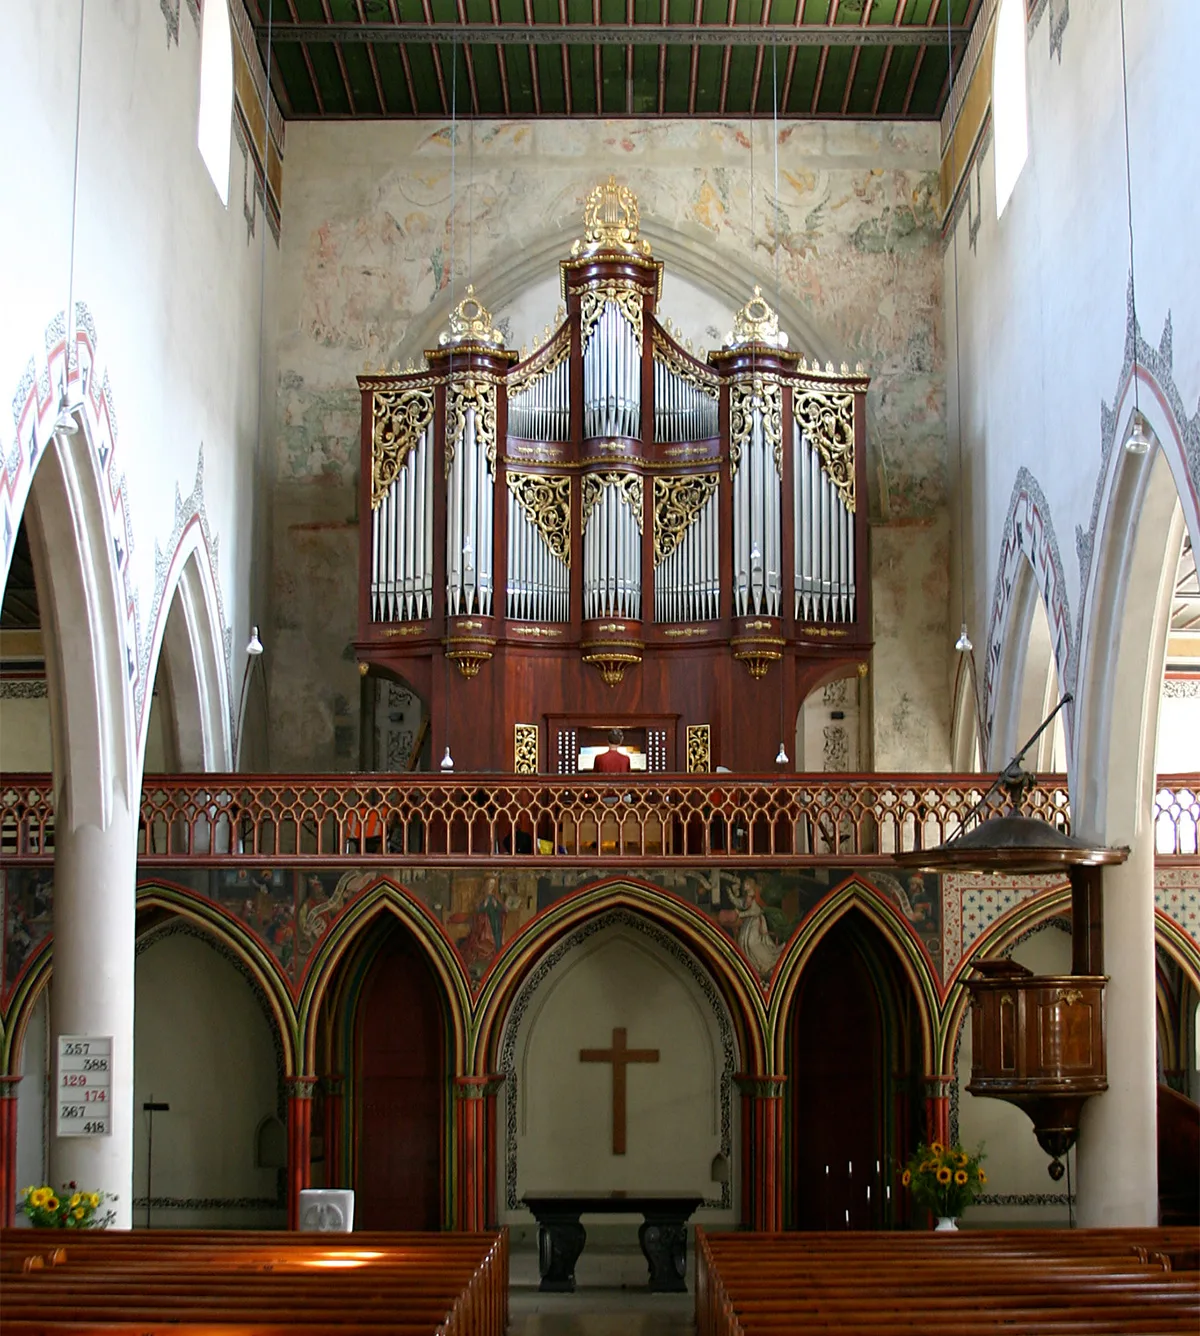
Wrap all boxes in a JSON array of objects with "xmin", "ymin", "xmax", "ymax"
[{"xmin": 356, "ymin": 179, "xmax": 870, "ymax": 773}]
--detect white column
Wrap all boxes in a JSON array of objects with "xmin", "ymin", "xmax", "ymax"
[
  {"xmin": 1075, "ymin": 824, "xmax": 1158, "ymax": 1226},
  {"xmin": 49, "ymin": 793, "xmax": 137, "ymax": 1228}
]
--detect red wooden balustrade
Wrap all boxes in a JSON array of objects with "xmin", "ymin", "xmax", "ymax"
[{"xmin": 1, "ymin": 772, "xmax": 1195, "ymax": 866}]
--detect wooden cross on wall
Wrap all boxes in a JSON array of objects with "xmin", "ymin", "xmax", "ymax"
[{"xmin": 579, "ymin": 1027, "xmax": 660, "ymax": 1155}]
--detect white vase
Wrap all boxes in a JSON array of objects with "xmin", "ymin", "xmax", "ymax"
[{"xmin": 935, "ymin": 1216, "xmax": 958, "ymax": 1232}]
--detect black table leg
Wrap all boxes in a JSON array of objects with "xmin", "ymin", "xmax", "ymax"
[
  {"xmin": 638, "ymin": 1213, "xmax": 690, "ymax": 1292},
  {"xmin": 536, "ymin": 1213, "xmax": 587, "ymax": 1292}
]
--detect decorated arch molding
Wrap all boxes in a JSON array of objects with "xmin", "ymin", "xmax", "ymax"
[
  {"xmin": 1075, "ymin": 298, "xmax": 1200, "ymax": 628},
  {"xmin": 297, "ymin": 877, "xmax": 473, "ymax": 1074},
  {"xmin": 471, "ymin": 878, "xmax": 767, "ymax": 1078},
  {"xmin": 983, "ymin": 467, "xmax": 1074, "ymax": 759},
  {"xmin": 767, "ymin": 878, "xmax": 941, "ymax": 1076},
  {"xmin": 139, "ymin": 449, "xmax": 234, "ymax": 768},
  {"xmin": 2, "ymin": 306, "xmax": 141, "ymax": 724}
]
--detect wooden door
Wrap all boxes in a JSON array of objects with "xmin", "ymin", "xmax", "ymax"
[
  {"xmin": 355, "ymin": 930, "xmax": 444, "ymax": 1229},
  {"xmin": 790, "ymin": 929, "xmax": 884, "ymax": 1230}
]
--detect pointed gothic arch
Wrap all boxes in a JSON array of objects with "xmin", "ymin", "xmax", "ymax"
[
  {"xmin": 768, "ymin": 880, "xmax": 939, "ymax": 1076},
  {"xmin": 143, "ymin": 525, "xmax": 232, "ymax": 773},
  {"xmin": 471, "ymin": 879, "xmax": 767, "ymax": 1079}
]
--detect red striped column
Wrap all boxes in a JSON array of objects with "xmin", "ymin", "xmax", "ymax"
[
  {"xmin": 286, "ymin": 1077, "xmax": 318, "ymax": 1229},
  {"xmin": 0, "ymin": 1077, "xmax": 20, "ymax": 1227},
  {"xmin": 454, "ymin": 1076, "xmax": 505, "ymax": 1231},
  {"xmin": 322, "ymin": 1075, "xmax": 345, "ymax": 1188},
  {"xmin": 737, "ymin": 1075, "xmax": 786, "ymax": 1232},
  {"xmin": 925, "ymin": 1075, "xmax": 952, "ymax": 1147}
]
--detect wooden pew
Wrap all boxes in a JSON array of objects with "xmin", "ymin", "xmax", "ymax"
[
  {"xmin": 0, "ymin": 1228, "xmax": 507, "ymax": 1336},
  {"xmin": 695, "ymin": 1227, "xmax": 1200, "ymax": 1336}
]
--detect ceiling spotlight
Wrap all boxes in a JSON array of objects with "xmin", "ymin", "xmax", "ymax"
[
  {"xmin": 955, "ymin": 624, "xmax": 974, "ymax": 653},
  {"xmin": 440, "ymin": 746, "xmax": 454, "ymax": 771},
  {"xmin": 1124, "ymin": 411, "xmax": 1151, "ymax": 456},
  {"xmin": 246, "ymin": 626, "xmax": 264, "ymax": 656},
  {"xmin": 775, "ymin": 742, "xmax": 789, "ymax": 766}
]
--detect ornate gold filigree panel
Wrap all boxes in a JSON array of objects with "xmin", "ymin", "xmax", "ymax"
[
  {"xmin": 508, "ymin": 332, "xmax": 570, "ymax": 397},
  {"xmin": 653, "ymin": 473, "xmax": 719, "ymax": 565},
  {"xmin": 581, "ymin": 472, "xmax": 644, "ymax": 534},
  {"xmin": 445, "ymin": 375, "xmax": 499, "ymax": 474},
  {"xmin": 729, "ymin": 375, "xmax": 783, "ymax": 477},
  {"xmin": 514, "ymin": 723, "xmax": 539, "ymax": 774},
  {"xmin": 686, "ymin": 724, "xmax": 711, "ymax": 773},
  {"xmin": 371, "ymin": 387, "xmax": 436, "ymax": 509},
  {"xmin": 506, "ymin": 472, "xmax": 571, "ymax": 563},
  {"xmin": 579, "ymin": 281, "xmax": 644, "ymax": 352},
  {"xmin": 793, "ymin": 386, "xmax": 855, "ymax": 512},
  {"xmin": 651, "ymin": 333, "xmax": 720, "ymax": 401}
]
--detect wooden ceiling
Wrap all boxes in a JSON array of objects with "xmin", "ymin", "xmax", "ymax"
[{"xmin": 246, "ymin": 0, "xmax": 980, "ymax": 121}]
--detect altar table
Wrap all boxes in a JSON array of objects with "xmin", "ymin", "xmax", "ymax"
[{"xmin": 520, "ymin": 1191, "xmax": 704, "ymax": 1293}]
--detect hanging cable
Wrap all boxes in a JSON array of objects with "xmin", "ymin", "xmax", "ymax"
[
  {"xmin": 56, "ymin": 0, "xmax": 87, "ymax": 435},
  {"xmin": 1117, "ymin": 0, "xmax": 1149, "ymax": 454}
]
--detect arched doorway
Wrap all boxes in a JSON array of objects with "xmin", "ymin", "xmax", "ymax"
[
  {"xmin": 348, "ymin": 921, "xmax": 446, "ymax": 1229},
  {"xmin": 787, "ymin": 912, "xmax": 922, "ymax": 1229}
]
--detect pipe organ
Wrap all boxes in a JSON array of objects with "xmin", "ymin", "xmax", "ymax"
[{"xmin": 357, "ymin": 178, "xmax": 871, "ymax": 774}]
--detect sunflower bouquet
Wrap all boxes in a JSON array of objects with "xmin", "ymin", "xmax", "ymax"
[
  {"xmin": 19, "ymin": 1182, "xmax": 115, "ymax": 1229},
  {"xmin": 900, "ymin": 1142, "xmax": 987, "ymax": 1220}
]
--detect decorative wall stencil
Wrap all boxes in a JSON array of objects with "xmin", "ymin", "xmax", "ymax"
[
  {"xmin": 984, "ymin": 467, "xmax": 1073, "ymax": 756},
  {"xmin": 1163, "ymin": 679, "xmax": 1200, "ymax": 699},
  {"xmin": 0, "ymin": 680, "xmax": 48, "ymax": 699},
  {"xmin": 822, "ymin": 725, "xmax": 850, "ymax": 772},
  {"xmin": 375, "ymin": 679, "xmax": 422, "ymax": 771},
  {"xmin": 3, "ymin": 305, "xmax": 142, "ymax": 738},
  {"xmin": 1049, "ymin": 0, "xmax": 1070, "ymax": 63},
  {"xmin": 1155, "ymin": 867, "xmax": 1200, "ymax": 943},
  {"xmin": 941, "ymin": 872, "xmax": 1066, "ymax": 982},
  {"xmin": 498, "ymin": 908, "xmax": 735, "ymax": 1214},
  {"xmin": 822, "ymin": 678, "xmax": 849, "ymax": 707}
]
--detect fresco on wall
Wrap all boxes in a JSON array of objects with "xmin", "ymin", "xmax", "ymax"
[
  {"xmin": 268, "ymin": 119, "xmax": 949, "ymax": 772},
  {"xmin": 6, "ymin": 863, "xmax": 1199, "ymax": 1009},
  {"xmin": 1, "ymin": 861, "xmax": 939, "ymax": 1003},
  {"xmin": 1, "ymin": 867, "xmax": 54, "ymax": 1000}
]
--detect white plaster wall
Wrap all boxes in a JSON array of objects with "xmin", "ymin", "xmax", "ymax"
[
  {"xmin": 957, "ymin": 924, "xmax": 1073, "ymax": 1227},
  {"xmin": 1, "ymin": 0, "xmax": 278, "ymax": 763},
  {"xmin": 0, "ymin": 694, "xmax": 53, "ymax": 771},
  {"xmin": 949, "ymin": 0, "xmax": 1200, "ymax": 739},
  {"xmin": 501, "ymin": 926, "xmax": 736, "ymax": 1237},
  {"xmin": 133, "ymin": 932, "xmax": 284, "ymax": 1229},
  {"xmin": 14, "ymin": 988, "xmax": 50, "ymax": 1210},
  {"xmin": 1156, "ymin": 692, "xmax": 1200, "ymax": 775}
]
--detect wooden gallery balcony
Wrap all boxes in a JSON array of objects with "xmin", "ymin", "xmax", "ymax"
[{"xmin": 2, "ymin": 773, "xmax": 1197, "ymax": 867}]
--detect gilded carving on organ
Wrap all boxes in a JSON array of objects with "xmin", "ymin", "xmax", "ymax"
[
  {"xmin": 506, "ymin": 472, "xmax": 571, "ymax": 563},
  {"xmin": 444, "ymin": 375, "xmax": 499, "ymax": 473},
  {"xmin": 728, "ymin": 376, "xmax": 783, "ymax": 478},
  {"xmin": 793, "ymin": 387, "xmax": 856, "ymax": 512},
  {"xmin": 579, "ymin": 282, "xmax": 645, "ymax": 351},
  {"xmin": 371, "ymin": 387, "xmax": 435, "ymax": 509},
  {"xmin": 653, "ymin": 474, "xmax": 719, "ymax": 565},
  {"xmin": 582, "ymin": 472, "xmax": 644, "ymax": 534},
  {"xmin": 572, "ymin": 175, "xmax": 652, "ymax": 257}
]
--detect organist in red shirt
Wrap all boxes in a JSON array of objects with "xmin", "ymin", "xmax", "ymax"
[{"xmin": 592, "ymin": 728, "xmax": 633, "ymax": 773}]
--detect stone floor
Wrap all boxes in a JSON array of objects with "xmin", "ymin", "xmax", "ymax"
[{"xmin": 508, "ymin": 1245, "xmax": 695, "ymax": 1335}]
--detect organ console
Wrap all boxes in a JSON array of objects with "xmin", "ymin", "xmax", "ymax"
[{"xmin": 356, "ymin": 178, "xmax": 871, "ymax": 773}]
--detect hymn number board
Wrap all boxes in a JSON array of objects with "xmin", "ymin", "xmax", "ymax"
[{"xmin": 57, "ymin": 1035, "xmax": 112, "ymax": 1137}]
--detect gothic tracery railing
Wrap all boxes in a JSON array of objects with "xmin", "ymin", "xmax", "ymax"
[{"xmin": 2, "ymin": 773, "xmax": 1194, "ymax": 866}]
